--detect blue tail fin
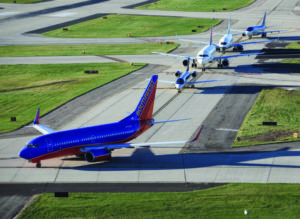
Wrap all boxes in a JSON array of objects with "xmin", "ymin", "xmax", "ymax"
[
  {"xmin": 123, "ymin": 75, "xmax": 158, "ymax": 121},
  {"xmin": 262, "ymin": 11, "xmax": 267, "ymax": 26}
]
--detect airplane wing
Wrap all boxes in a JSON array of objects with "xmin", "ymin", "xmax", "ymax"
[
  {"xmin": 177, "ymin": 38, "xmax": 209, "ymax": 45},
  {"xmin": 152, "ymin": 52, "xmax": 197, "ymax": 60},
  {"xmin": 32, "ymin": 108, "xmax": 56, "ymax": 134},
  {"xmin": 80, "ymin": 125, "xmax": 204, "ymax": 152},
  {"xmin": 158, "ymin": 79, "xmax": 175, "ymax": 84},
  {"xmin": 257, "ymin": 30, "xmax": 287, "ymax": 34},
  {"xmin": 231, "ymin": 39, "xmax": 272, "ymax": 47},
  {"xmin": 213, "ymin": 52, "xmax": 262, "ymax": 60},
  {"xmin": 186, "ymin": 79, "xmax": 223, "ymax": 84}
]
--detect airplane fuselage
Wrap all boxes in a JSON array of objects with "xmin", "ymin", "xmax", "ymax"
[
  {"xmin": 244, "ymin": 25, "xmax": 266, "ymax": 38},
  {"xmin": 218, "ymin": 34, "xmax": 233, "ymax": 51},
  {"xmin": 196, "ymin": 45, "xmax": 216, "ymax": 68},
  {"xmin": 175, "ymin": 70, "xmax": 192, "ymax": 91},
  {"xmin": 19, "ymin": 116, "xmax": 152, "ymax": 163}
]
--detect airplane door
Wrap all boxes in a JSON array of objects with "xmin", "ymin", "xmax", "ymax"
[{"xmin": 46, "ymin": 138, "xmax": 53, "ymax": 152}]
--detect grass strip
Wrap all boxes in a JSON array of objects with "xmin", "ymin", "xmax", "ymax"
[
  {"xmin": 137, "ymin": 0, "xmax": 255, "ymax": 12},
  {"xmin": 18, "ymin": 183, "xmax": 300, "ymax": 218},
  {"xmin": 281, "ymin": 42, "xmax": 300, "ymax": 73},
  {"xmin": 233, "ymin": 88, "xmax": 300, "ymax": 147},
  {"xmin": 0, "ymin": 0, "xmax": 43, "ymax": 3},
  {"xmin": 0, "ymin": 43, "xmax": 179, "ymax": 57},
  {"xmin": 0, "ymin": 63, "xmax": 145, "ymax": 133},
  {"xmin": 43, "ymin": 14, "xmax": 221, "ymax": 38}
]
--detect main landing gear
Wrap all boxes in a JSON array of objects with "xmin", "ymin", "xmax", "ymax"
[
  {"xmin": 36, "ymin": 163, "xmax": 41, "ymax": 168},
  {"xmin": 191, "ymin": 60, "xmax": 197, "ymax": 68}
]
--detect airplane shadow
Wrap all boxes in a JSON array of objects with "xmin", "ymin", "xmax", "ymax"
[
  {"xmin": 64, "ymin": 147, "xmax": 300, "ymax": 171},
  {"xmin": 194, "ymin": 84, "xmax": 300, "ymax": 95}
]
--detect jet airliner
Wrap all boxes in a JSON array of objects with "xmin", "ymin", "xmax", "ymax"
[
  {"xmin": 242, "ymin": 12, "xmax": 285, "ymax": 39},
  {"xmin": 178, "ymin": 17, "xmax": 272, "ymax": 52},
  {"xmin": 159, "ymin": 57, "xmax": 222, "ymax": 93},
  {"xmin": 154, "ymin": 25, "xmax": 261, "ymax": 71},
  {"xmin": 19, "ymin": 75, "xmax": 203, "ymax": 168}
]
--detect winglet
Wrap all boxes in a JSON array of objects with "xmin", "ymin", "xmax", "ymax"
[
  {"xmin": 191, "ymin": 125, "xmax": 204, "ymax": 142},
  {"xmin": 33, "ymin": 108, "xmax": 40, "ymax": 125}
]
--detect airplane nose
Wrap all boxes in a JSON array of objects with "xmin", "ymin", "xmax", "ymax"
[{"xmin": 19, "ymin": 147, "xmax": 28, "ymax": 159}]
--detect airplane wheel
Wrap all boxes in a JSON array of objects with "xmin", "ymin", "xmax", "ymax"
[
  {"xmin": 262, "ymin": 33, "xmax": 267, "ymax": 38},
  {"xmin": 202, "ymin": 68, "xmax": 205, "ymax": 72},
  {"xmin": 191, "ymin": 85, "xmax": 195, "ymax": 88},
  {"xmin": 178, "ymin": 90, "xmax": 181, "ymax": 93},
  {"xmin": 233, "ymin": 48, "xmax": 237, "ymax": 52},
  {"xmin": 36, "ymin": 163, "xmax": 41, "ymax": 168}
]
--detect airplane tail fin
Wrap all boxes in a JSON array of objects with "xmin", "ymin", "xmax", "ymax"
[
  {"xmin": 127, "ymin": 75, "xmax": 158, "ymax": 121},
  {"xmin": 262, "ymin": 11, "xmax": 267, "ymax": 26},
  {"xmin": 209, "ymin": 24, "xmax": 213, "ymax": 45},
  {"xmin": 227, "ymin": 16, "xmax": 231, "ymax": 35}
]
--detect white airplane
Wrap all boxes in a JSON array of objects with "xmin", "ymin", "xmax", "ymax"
[
  {"xmin": 153, "ymin": 25, "xmax": 261, "ymax": 71},
  {"xmin": 178, "ymin": 17, "xmax": 272, "ymax": 52},
  {"xmin": 241, "ymin": 12, "xmax": 285, "ymax": 39},
  {"xmin": 159, "ymin": 57, "xmax": 222, "ymax": 93}
]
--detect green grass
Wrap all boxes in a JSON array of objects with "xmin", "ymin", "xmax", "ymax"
[
  {"xmin": 0, "ymin": 63, "xmax": 145, "ymax": 133},
  {"xmin": 0, "ymin": 0, "xmax": 43, "ymax": 3},
  {"xmin": 281, "ymin": 42, "xmax": 300, "ymax": 73},
  {"xmin": 233, "ymin": 88, "xmax": 300, "ymax": 147},
  {"xmin": 0, "ymin": 44, "xmax": 179, "ymax": 57},
  {"xmin": 285, "ymin": 42, "xmax": 300, "ymax": 49},
  {"xmin": 43, "ymin": 15, "xmax": 221, "ymax": 38},
  {"xmin": 18, "ymin": 183, "xmax": 300, "ymax": 218},
  {"xmin": 137, "ymin": 0, "xmax": 255, "ymax": 12}
]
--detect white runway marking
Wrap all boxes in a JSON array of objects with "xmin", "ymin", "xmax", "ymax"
[{"xmin": 49, "ymin": 12, "xmax": 76, "ymax": 17}]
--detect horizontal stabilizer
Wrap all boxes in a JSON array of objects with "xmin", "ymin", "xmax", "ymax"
[
  {"xmin": 32, "ymin": 108, "xmax": 56, "ymax": 135},
  {"xmin": 150, "ymin": 118, "xmax": 191, "ymax": 124}
]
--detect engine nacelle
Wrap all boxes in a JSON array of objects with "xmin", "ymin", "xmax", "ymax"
[
  {"xmin": 175, "ymin": 71, "xmax": 181, "ymax": 77},
  {"xmin": 182, "ymin": 59, "xmax": 188, "ymax": 66},
  {"xmin": 236, "ymin": 44, "xmax": 244, "ymax": 51},
  {"xmin": 191, "ymin": 71, "xmax": 197, "ymax": 78},
  {"xmin": 85, "ymin": 149, "xmax": 111, "ymax": 162},
  {"xmin": 222, "ymin": 59, "xmax": 229, "ymax": 67}
]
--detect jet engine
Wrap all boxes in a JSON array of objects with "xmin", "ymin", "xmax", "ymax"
[
  {"xmin": 84, "ymin": 149, "xmax": 111, "ymax": 162},
  {"xmin": 191, "ymin": 71, "xmax": 197, "ymax": 78},
  {"xmin": 182, "ymin": 59, "xmax": 188, "ymax": 66},
  {"xmin": 233, "ymin": 44, "xmax": 244, "ymax": 52},
  {"xmin": 222, "ymin": 59, "xmax": 229, "ymax": 67},
  {"xmin": 175, "ymin": 71, "xmax": 181, "ymax": 77}
]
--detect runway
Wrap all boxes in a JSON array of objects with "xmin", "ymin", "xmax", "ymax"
[{"xmin": 1, "ymin": 0, "xmax": 300, "ymax": 185}]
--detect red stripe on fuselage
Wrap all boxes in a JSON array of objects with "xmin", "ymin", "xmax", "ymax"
[{"xmin": 30, "ymin": 120, "xmax": 152, "ymax": 163}]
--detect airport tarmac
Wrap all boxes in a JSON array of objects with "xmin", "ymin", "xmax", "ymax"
[{"xmin": 1, "ymin": 0, "xmax": 300, "ymax": 186}]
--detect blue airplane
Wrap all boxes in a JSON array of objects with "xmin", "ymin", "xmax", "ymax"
[
  {"xmin": 157, "ymin": 57, "xmax": 222, "ymax": 93},
  {"xmin": 242, "ymin": 12, "xmax": 284, "ymax": 39},
  {"xmin": 19, "ymin": 75, "xmax": 203, "ymax": 168}
]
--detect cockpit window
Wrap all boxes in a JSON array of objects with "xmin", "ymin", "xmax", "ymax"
[
  {"xmin": 246, "ymin": 27, "xmax": 253, "ymax": 31},
  {"xmin": 198, "ymin": 54, "xmax": 208, "ymax": 57},
  {"xmin": 176, "ymin": 78, "xmax": 184, "ymax": 85},
  {"xmin": 27, "ymin": 144, "xmax": 39, "ymax": 148},
  {"xmin": 221, "ymin": 42, "xmax": 227, "ymax": 45}
]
